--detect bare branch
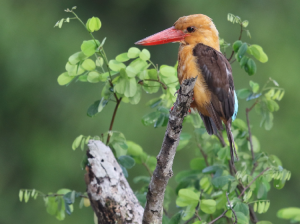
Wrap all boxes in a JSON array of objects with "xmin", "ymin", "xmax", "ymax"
[{"xmin": 142, "ymin": 77, "xmax": 197, "ymax": 224}]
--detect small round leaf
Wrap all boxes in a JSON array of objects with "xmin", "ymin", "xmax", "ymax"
[
  {"xmin": 81, "ymin": 59, "xmax": 96, "ymax": 71},
  {"xmin": 57, "ymin": 72, "xmax": 74, "ymax": 85}
]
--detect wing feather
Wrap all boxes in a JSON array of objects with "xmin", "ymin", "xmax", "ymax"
[{"xmin": 193, "ymin": 43, "xmax": 235, "ymax": 121}]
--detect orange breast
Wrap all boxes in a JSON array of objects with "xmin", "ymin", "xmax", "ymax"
[{"xmin": 177, "ymin": 44, "xmax": 211, "ymax": 116}]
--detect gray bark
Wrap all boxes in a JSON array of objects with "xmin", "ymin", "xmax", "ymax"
[
  {"xmin": 142, "ymin": 77, "xmax": 197, "ymax": 224},
  {"xmin": 85, "ymin": 140, "xmax": 144, "ymax": 224}
]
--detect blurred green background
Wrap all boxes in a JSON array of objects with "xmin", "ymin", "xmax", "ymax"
[{"xmin": 1, "ymin": 0, "xmax": 299, "ymax": 223}]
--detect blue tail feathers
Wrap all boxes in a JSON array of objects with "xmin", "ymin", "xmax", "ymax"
[{"xmin": 232, "ymin": 90, "xmax": 238, "ymax": 121}]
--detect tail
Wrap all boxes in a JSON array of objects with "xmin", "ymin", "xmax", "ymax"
[{"xmin": 225, "ymin": 119, "xmax": 239, "ymax": 165}]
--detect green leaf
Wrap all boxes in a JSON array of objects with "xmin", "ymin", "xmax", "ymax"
[
  {"xmin": 87, "ymin": 71, "xmax": 101, "ymax": 83},
  {"xmin": 127, "ymin": 141, "xmax": 143, "ymax": 156},
  {"xmin": 233, "ymin": 40, "xmax": 243, "ymax": 52},
  {"xmin": 78, "ymin": 74, "xmax": 88, "ymax": 82},
  {"xmin": 69, "ymin": 52, "xmax": 87, "ymax": 65},
  {"xmin": 264, "ymin": 112, "xmax": 273, "ymax": 130},
  {"xmin": 237, "ymin": 43, "xmax": 248, "ymax": 60},
  {"xmin": 249, "ymin": 81, "xmax": 259, "ymax": 93},
  {"xmin": 130, "ymin": 58, "xmax": 148, "ymax": 73},
  {"xmin": 142, "ymin": 111, "xmax": 160, "ymax": 126},
  {"xmin": 212, "ymin": 175, "xmax": 235, "ymax": 188},
  {"xmin": 19, "ymin": 190, "xmax": 23, "ymax": 202},
  {"xmin": 109, "ymin": 60, "xmax": 126, "ymax": 72},
  {"xmin": 114, "ymin": 69, "xmax": 137, "ymax": 97},
  {"xmin": 116, "ymin": 53, "xmax": 130, "ymax": 62},
  {"xmin": 242, "ymin": 20, "xmax": 249, "ymax": 27},
  {"xmin": 177, "ymin": 132, "xmax": 192, "ymax": 150},
  {"xmin": 128, "ymin": 47, "xmax": 141, "ymax": 58},
  {"xmin": 176, "ymin": 170, "xmax": 201, "ymax": 183},
  {"xmin": 266, "ymin": 99, "xmax": 279, "ymax": 112},
  {"xmin": 200, "ymin": 199, "xmax": 216, "ymax": 214},
  {"xmin": 240, "ymin": 56, "xmax": 249, "ymax": 68},
  {"xmin": 176, "ymin": 189, "xmax": 199, "ymax": 207},
  {"xmin": 235, "ymin": 211, "xmax": 249, "ymax": 224},
  {"xmin": 160, "ymin": 65, "xmax": 176, "ymax": 77},
  {"xmin": 258, "ymin": 202, "xmax": 265, "ymax": 214},
  {"xmin": 96, "ymin": 57, "xmax": 104, "ymax": 67},
  {"xmin": 58, "ymin": 72, "xmax": 74, "ymax": 85},
  {"xmin": 120, "ymin": 165, "xmax": 128, "ymax": 178},
  {"xmin": 202, "ymin": 165, "xmax": 221, "ymax": 174},
  {"xmin": 81, "ymin": 59, "xmax": 96, "ymax": 71},
  {"xmin": 245, "ymin": 58, "xmax": 257, "ymax": 75},
  {"xmin": 126, "ymin": 66, "xmax": 138, "ymax": 78},
  {"xmin": 98, "ymin": 72, "xmax": 110, "ymax": 82},
  {"xmin": 236, "ymin": 88, "xmax": 251, "ymax": 99},
  {"xmin": 139, "ymin": 49, "xmax": 151, "ymax": 61},
  {"xmin": 278, "ymin": 91, "xmax": 285, "ymax": 100},
  {"xmin": 232, "ymin": 118, "xmax": 247, "ymax": 131},
  {"xmin": 133, "ymin": 176, "xmax": 150, "ymax": 184},
  {"xmin": 277, "ymin": 207, "xmax": 300, "ymax": 221},
  {"xmin": 98, "ymin": 97, "xmax": 109, "ymax": 113},
  {"xmin": 65, "ymin": 62, "xmax": 85, "ymax": 76},
  {"xmin": 81, "ymin": 40, "xmax": 99, "ymax": 57},
  {"xmin": 141, "ymin": 69, "xmax": 160, "ymax": 93},
  {"xmin": 273, "ymin": 178, "xmax": 285, "ymax": 190},
  {"xmin": 72, "ymin": 135, "xmax": 83, "ymax": 150},
  {"xmin": 118, "ymin": 155, "xmax": 135, "ymax": 169},
  {"xmin": 168, "ymin": 211, "xmax": 182, "ymax": 224},
  {"xmin": 234, "ymin": 202, "xmax": 249, "ymax": 217},
  {"xmin": 190, "ymin": 112, "xmax": 202, "ymax": 128},
  {"xmin": 87, "ymin": 17, "xmax": 101, "ymax": 32},
  {"xmin": 182, "ymin": 204, "xmax": 196, "ymax": 220},
  {"xmin": 87, "ymin": 100, "xmax": 101, "ymax": 117},
  {"xmin": 247, "ymin": 135, "xmax": 260, "ymax": 152},
  {"xmin": 247, "ymin": 45, "xmax": 268, "ymax": 63},
  {"xmin": 190, "ymin": 158, "xmax": 206, "ymax": 170}
]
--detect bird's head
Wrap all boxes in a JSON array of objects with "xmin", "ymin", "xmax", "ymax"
[{"xmin": 135, "ymin": 14, "xmax": 220, "ymax": 50}]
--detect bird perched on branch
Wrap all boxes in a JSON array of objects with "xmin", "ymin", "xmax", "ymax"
[{"xmin": 135, "ymin": 14, "xmax": 238, "ymax": 164}]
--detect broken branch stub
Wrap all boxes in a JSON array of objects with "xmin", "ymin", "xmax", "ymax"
[{"xmin": 85, "ymin": 140, "xmax": 144, "ymax": 224}]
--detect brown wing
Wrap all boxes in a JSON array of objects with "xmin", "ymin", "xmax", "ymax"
[{"xmin": 193, "ymin": 43, "xmax": 235, "ymax": 132}]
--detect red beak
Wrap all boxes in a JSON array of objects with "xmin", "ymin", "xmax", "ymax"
[{"xmin": 135, "ymin": 26, "xmax": 189, "ymax": 46}]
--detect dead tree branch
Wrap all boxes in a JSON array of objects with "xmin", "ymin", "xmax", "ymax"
[
  {"xmin": 142, "ymin": 77, "xmax": 197, "ymax": 224},
  {"xmin": 85, "ymin": 140, "xmax": 144, "ymax": 224}
]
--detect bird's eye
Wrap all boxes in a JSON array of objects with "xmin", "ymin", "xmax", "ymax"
[{"xmin": 187, "ymin": 26, "xmax": 195, "ymax": 33}]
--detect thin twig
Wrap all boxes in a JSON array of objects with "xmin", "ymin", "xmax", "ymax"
[
  {"xmin": 228, "ymin": 23, "xmax": 244, "ymax": 62},
  {"xmin": 226, "ymin": 193, "xmax": 237, "ymax": 224},
  {"xmin": 198, "ymin": 143, "xmax": 209, "ymax": 167},
  {"xmin": 106, "ymin": 97, "xmax": 122, "ymax": 145},
  {"xmin": 246, "ymin": 100, "xmax": 259, "ymax": 175},
  {"xmin": 207, "ymin": 210, "xmax": 228, "ymax": 224},
  {"xmin": 141, "ymin": 79, "xmax": 167, "ymax": 90},
  {"xmin": 142, "ymin": 162, "xmax": 153, "ymax": 176},
  {"xmin": 163, "ymin": 208, "xmax": 170, "ymax": 218},
  {"xmin": 238, "ymin": 167, "xmax": 270, "ymax": 198}
]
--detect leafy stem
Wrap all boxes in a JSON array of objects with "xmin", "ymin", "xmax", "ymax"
[
  {"xmin": 246, "ymin": 99, "xmax": 259, "ymax": 174},
  {"xmin": 238, "ymin": 167, "xmax": 270, "ymax": 198},
  {"xmin": 228, "ymin": 23, "xmax": 244, "ymax": 62}
]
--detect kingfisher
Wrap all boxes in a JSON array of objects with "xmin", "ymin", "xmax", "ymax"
[{"xmin": 135, "ymin": 14, "xmax": 239, "ymax": 164}]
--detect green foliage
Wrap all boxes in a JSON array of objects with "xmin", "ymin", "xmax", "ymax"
[
  {"xmin": 22, "ymin": 9, "xmax": 290, "ymax": 224},
  {"xmin": 277, "ymin": 207, "xmax": 300, "ymax": 222},
  {"xmin": 19, "ymin": 188, "xmax": 88, "ymax": 220}
]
